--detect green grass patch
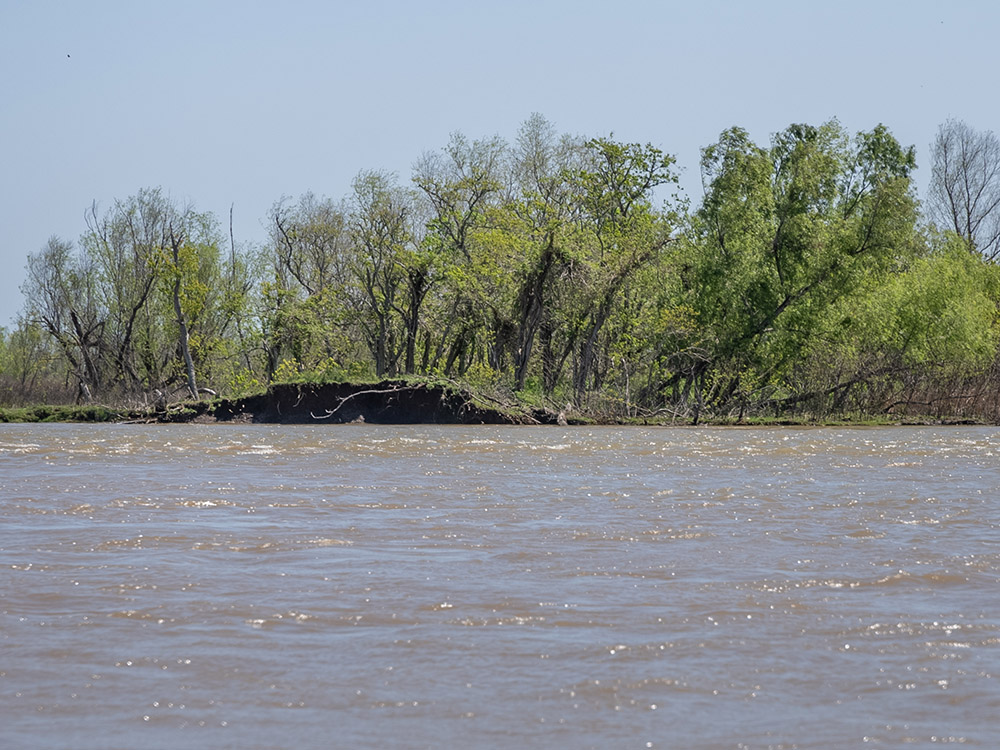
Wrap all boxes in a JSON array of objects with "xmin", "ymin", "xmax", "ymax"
[{"xmin": 0, "ymin": 404, "xmax": 125, "ymax": 423}]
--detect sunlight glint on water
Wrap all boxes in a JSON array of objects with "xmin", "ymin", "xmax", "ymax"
[{"xmin": 1, "ymin": 424, "xmax": 998, "ymax": 748}]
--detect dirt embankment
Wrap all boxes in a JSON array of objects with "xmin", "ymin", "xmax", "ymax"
[{"xmin": 174, "ymin": 381, "xmax": 562, "ymax": 425}]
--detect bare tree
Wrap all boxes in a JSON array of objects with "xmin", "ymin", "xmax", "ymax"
[
  {"xmin": 22, "ymin": 237, "xmax": 105, "ymax": 401},
  {"xmin": 928, "ymin": 119, "xmax": 1000, "ymax": 260},
  {"xmin": 270, "ymin": 193, "xmax": 351, "ymax": 296},
  {"xmin": 166, "ymin": 210, "xmax": 199, "ymax": 399}
]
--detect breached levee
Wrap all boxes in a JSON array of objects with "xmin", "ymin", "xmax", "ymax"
[{"xmin": 176, "ymin": 380, "xmax": 562, "ymax": 425}]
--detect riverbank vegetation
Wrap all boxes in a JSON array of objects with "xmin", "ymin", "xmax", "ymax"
[{"xmin": 4, "ymin": 115, "xmax": 1000, "ymax": 424}]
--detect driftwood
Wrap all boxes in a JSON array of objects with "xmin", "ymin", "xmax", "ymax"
[
  {"xmin": 310, "ymin": 382, "xmax": 429, "ymax": 421},
  {"xmin": 306, "ymin": 380, "xmax": 542, "ymax": 424}
]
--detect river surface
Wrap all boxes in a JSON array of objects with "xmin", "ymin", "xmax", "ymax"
[{"xmin": 1, "ymin": 424, "xmax": 997, "ymax": 748}]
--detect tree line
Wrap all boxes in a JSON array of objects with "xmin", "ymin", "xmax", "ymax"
[{"xmin": 4, "ymin": 114, "xmax": 1000, "ymax": 421}]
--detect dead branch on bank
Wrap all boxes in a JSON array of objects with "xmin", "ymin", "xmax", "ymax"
[{"xmin": 310, "ymin": 382, "xmax": 429, "ymax": 421}]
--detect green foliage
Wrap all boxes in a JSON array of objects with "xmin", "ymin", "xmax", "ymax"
[
  {"xmin": 226, "ymin": 367, "xmax": 265, "ymax": 398},
  {"xmin": 678, "ymin": 120, "xmax": 923, "ymax": 415},
  {"xmin": 13, "ymin": 116, "xmax": 1000, "ymax": 423},
  {"xmin": 0, "ymin": 404, "xmax": 123, "ymax": 423},
  {"xmin": 461, "ymin": 360, "xmax": 502, "ymax": 390},
  {"xmin": 270, "ymin": 356, "xmax": 373, "ymax": 385},
  {"xmin": 852, "ymin": 233, "xmax": 999, "ymax": 373}
]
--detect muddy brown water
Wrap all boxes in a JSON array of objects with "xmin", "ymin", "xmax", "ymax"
[{"xmin": 1, "ymin": 424, "xmax": 997, "ymax": 748}]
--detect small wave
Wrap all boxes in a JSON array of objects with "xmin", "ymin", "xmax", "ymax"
[
  {"xmin": 917, "ymin": 572, "xmax": 972, "ymax": 585},
  {"xmin": 306, "ymin": 538, "xmax": 352, "ymax": 546},
  {"xmin": 94, "ymin": 537, "xmax": 149, "ymax": 550},
  {"xmin": 237, "ymin": 445, "xmax": 279, "ymax": 455},
  {"xmin": 108, "ymin": 609, "xmax": 170, "ymax": 622},
  {"xmin": 226, "ymin": 542, "xmax": 278, "ymax": 553},
  {"xmin": 845, "ymin": 529, "xmax": 886, "ymax": 539},
  {"xmin": 177, "ymin": 499, "xmax": 236, "ymax": 508},
  {"xmin": 853, "ymin": 620, "xmax": 998, "ymax": 652},
  {"xmin": 639, "ymin": 528, "xmax": 706, "ymax": 540},
  {"xmin": 244, "ymin": 610, "xmax": 315, "ymax": 629},
  {"xmin": 793, "ymin": 569, "xmax": 973, "ymax": 591},
  {"xmin": 0, "ymin": 442, "xmax": 42, "ymax": 454},
  {"xmin": 450, "ymin": 614, "xmax": 548, "ymax": 626}
]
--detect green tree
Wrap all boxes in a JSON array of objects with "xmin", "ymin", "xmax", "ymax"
[
  {"xmin": 349, "ymin": 170, "xmax": 413, "ymax": 376},
  {"xmin": 264, "ymin": 193, "xmax": 354, "ymax": 377},
  {"xmin": 412, "ymin": 131, "xmax": 507, "ymax": 376},
  {"xmin": 82, "ymin": 188, "xmax": 172, "ymax": 392},
  {"xmin": 567, "ymin": 137, "xmax": 679, "ymax": 404},
  {"xmin": 163, "ymin": 206, "xmax": 217, "ymax": 399},
  {"xmin": 22, "ymin": 236, "xmax": 105, "ymax": 400},
  {"xmin": 24, "ymin": 191, "xmax": 241, "ymax": 403},
  {"xmin": 508, "ymin": 113, "xmax": 583, "ymax": 391},
  {"xmin": 0, "ymin": 318, "xmax": 67, "ymax": 406},
  {"xmin": 791, "ymin": 231, "xmax": 1000, "ymax": 416},
  {"xmin": 683, "ymin": 121, "xmax": 919, "ymax": 416}
]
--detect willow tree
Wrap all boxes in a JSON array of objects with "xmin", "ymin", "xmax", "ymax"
[
  {"xmin": 81, "ymin": 189, "xmax": 172, "ymax": 391},
  {"xmin": 22, "ymin": 236, "xmax": 104, "ymax": 400},
  {"xmin": 0, "ymin": 319, "xmax": 63, "ymax": 406},
  {"xmin": 567, "ymin": 137, "xmax": 679, "ymax": 404},
  {"xmin": 682, "ymin": 121, "xmax": 919, "ymax": 415},
  {"xmin": 507, "ymin": 114, "xmax": 583, "ymax": 391},
  {"xmin": 412, "ymin": 132, "xmax": 507, "ymax": 375}
]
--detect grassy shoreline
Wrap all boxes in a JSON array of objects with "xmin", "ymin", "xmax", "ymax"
[{"xmin": 0, "ymin": 392, "xmax": 988, "ymax": 428}]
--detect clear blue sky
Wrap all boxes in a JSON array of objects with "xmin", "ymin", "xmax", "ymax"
[{"xmin": 2, "ymin": 0, "xmax": 996, "ymax": 328}]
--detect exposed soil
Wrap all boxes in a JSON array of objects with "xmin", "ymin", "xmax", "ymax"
[{"xmin": 167, "ymin": 381, "xmax": 564, "ymax": 425}]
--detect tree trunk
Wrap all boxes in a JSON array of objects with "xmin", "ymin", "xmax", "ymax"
[
  {"xmin": 173, "ymin": 274, "xmax": 198, "ymax": 400},
  {"xmin": 513, "ymin": 236, "xmax": 556, "ymax": 390}
]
